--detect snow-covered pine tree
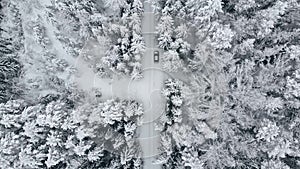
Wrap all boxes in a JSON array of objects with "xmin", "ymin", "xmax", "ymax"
[
  {"xmin": 0, "ymin": 0, "xmax": 23, "ymax": 103},
  {"xmin": 101, "ymin": 0, "xmax": 145, "ymax": 77},
  {"xmin": 155, "ymin": 0, "xmax": 300, "ymax": 168}
]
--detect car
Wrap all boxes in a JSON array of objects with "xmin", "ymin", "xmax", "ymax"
[
  {"xmin": 92, "ymin": 88, "xmax": 102, "ymax": 98},
  {"xmin": 154, "ymin": 50, "xmax": 159, "ymax": 63}
]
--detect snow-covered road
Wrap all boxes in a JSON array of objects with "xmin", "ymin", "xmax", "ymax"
[{"xmin": 136, "ymin": 2, "xmax": 164, "ymax": 169}]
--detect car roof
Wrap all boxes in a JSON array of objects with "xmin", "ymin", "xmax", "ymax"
[{"xmin": 154, "ymin": 50, "xmax": 159, "ymax": 53}]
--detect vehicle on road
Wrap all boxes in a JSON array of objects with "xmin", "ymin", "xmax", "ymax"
[
  {"xmin": 92, "ymin": 88, "xmax": 102, "ymax": 98},
  {"xmin": 154, "ymin": 50, "xmax": 159, "ymax": 63}
]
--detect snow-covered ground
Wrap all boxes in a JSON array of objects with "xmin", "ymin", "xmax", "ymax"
[{"xmin": 19, "ymin": 0, "xmax": 73, "ymax": 99}]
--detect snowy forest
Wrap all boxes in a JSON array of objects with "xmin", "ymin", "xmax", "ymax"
[
  {"xmin": 0, "ymin": 0, "xmax": 144, "ymax": 168},
  {"xmin": 1, "ymin": 0, "xmax": 300, "ymax": 169},
  {"xmin": 154, "ymin": 0, "xmax": 300, "ymax": 169}
]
